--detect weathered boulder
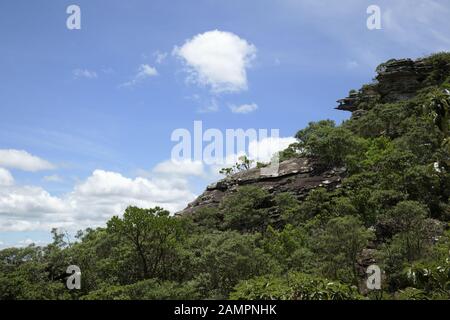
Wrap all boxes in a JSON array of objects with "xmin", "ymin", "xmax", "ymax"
[{"xmin": 177, "ymin": 157, "xmax": 346, "ymax": 215}]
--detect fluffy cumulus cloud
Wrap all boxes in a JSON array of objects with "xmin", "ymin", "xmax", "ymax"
[
  {"xmin": 229, "ymin": 103, "xmax": 258, "ymax": 114},
  {"xmin": 206, "ymin": 135, "xmax": 298, "ymax": 181},
  {"xmin": 153, "ymin": 159, "xmax": 204, "ymax": 177},
  {"xmin": 67, "ymin": 170, "xmax": 196, "ymax": 223},
  {"xmin": 0, "ymin": 169, "xmax": 196, "ymax": 232},
  {"xmin": 0, "ymin": 185, "xmax": 67, "ymax": 217},
  {"xmin": 173, "ymin": 30, "xmax": 257, "ymax": 93},
  {"xmin": 248, "ymin": 136, "xmax": 297, "ymax": 163},
  {"xmin": 211, "ymin": 136, "xmax": 297, "ymax": 166},
  {"xmin": 0, "ymin": 149, "xmax": 55, "ymax": 172},
  {"xmin": 0, "ymin": 184, "xmax": 71, "ymax": 232},
  {"xmin": 0, "ymin": 168, "xmax": 14, "ymax": 186},
  {"xmin": 72, "ymin": 170, "xmax": 192, "ymax": 205}
]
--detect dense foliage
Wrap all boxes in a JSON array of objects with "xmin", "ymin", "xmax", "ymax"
[{"xmin": 1, "ymin": 53, "xmax": 450, "ymax": 300}]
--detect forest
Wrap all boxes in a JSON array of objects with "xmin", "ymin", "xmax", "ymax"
[{"xmin": 1, "ymin": 53, "xmax": 450, "ymax": 300}]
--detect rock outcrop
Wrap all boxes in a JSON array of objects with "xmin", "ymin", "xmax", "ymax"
[
  {"xmin": 337, "ymin": 56, "xmax": 450, "ymax": 113},
  {"xmin": 178, "ymin": 158, "xmax": 346, "ymax": 215}
]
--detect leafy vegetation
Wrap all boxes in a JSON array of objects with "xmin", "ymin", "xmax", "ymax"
[{"xmin": 219, "ymin": 155, "xmax": 254, "ymax": 177}]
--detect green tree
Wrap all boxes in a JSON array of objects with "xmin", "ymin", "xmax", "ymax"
[
  {"xmin": 0, "ymin": 245, "xmax": 69, "ymax": 300},
  {"xmin": 315, "ymin": 216, "xmax": 374, "ymax": 284},
  {"xmin": 81, "ymin": 279, "xmax": 200, "ymax": 300},
  {"xmin": 179, "ymin": 231, "xmax": 278, "ymax": 298},
  {"xmin": 296, "ymin": 120, "xmax": 365, "ymax": 168},
  {"xmin": 378, "ymin": 201, "xmax": 436, "ymax": 291},
  {"xmin": 231, "ymin": 272, "xmax": 362, "ymax": 300},
  {"xmin": 262, "ymin": 225, "xmax": 314, "ymax": 273},
  {"xmin": 106, "ymin": 206, "xmax": 184, "ymax": 280},
  {"xmin": 220, "ymin": 186, "xmax": 274, "ymax": 233},
  {"xmin": 219, "ymin": 155, "xmax": 254, "ymax": 176},
  {"xmin": 428, "ymin": 88, "xmax": 450, "ymax": 169}
]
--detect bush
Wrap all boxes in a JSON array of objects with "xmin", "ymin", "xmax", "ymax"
[
  {"xmin": 295, "ymin": 120, "xmax": 365, "ymax": 168},
  {"xmin": 81, "ymin": 279, "xmax": 200, "ymax": 300},
  {"xmin": 231, "ymin": 272, "xmax": 362, "ymax": 300},
  {"xmin": 315, "ymin": 216, "xmax": 374, "ymax": 284},
  {"xmin": 220, "ymin": 186, "xmax": 274, "ymax": 232}
]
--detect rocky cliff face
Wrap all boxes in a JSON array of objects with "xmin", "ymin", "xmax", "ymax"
[
  {"xmin": 337, "ymin": 57, "xmax": 450, "ymax": 113},
  {"xmin": 178, "ymin": 158, "xmax": 346, "ymax": 215}
]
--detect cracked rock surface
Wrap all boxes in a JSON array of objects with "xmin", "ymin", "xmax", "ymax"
[{"xmin": 177, "ymin": 157, "xmax": 346, "ymax": 215}]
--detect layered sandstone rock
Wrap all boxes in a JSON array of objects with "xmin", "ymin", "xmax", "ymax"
[
  {"xmin": 337, "ymin": 56, "xmax": 450, "ymax": 113},
  {"xmin": 177, "ymin": 158, "xmax": 346, "ymax": 215}
]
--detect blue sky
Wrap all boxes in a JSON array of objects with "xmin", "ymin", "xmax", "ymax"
[{"xmin": 1, "ymin": 0, "xmax": 449, "ymax": 248}]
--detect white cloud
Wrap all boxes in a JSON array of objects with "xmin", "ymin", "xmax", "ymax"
[
  {"xmin": 17, "ymin": 239, "xmax": 45, "ymax": 247},
  {"xmin": 199, "ymin": 98, "xmax": 219, "ymax": 113},
  {"xmin": 73, "ymin": 68, "xmax": 98, "ymax": 79},
  {"xmin": 20, "ymin": 239, "xmax": 34, "ymax": 245},
  {"xmin": 220, "ymin": 136, "xmax": 297, "ymax": 165},
  {"xmin": 229, "ymin": 103, "xmax": 258, "ymax": 114},
  {"xmin": 0, "ymin": 137, "xmax": 296, "ymax": 232},
  {"xmin": 1, "ymin": 239, "xmax": 46, "ymax": 248},
  {"xmin": 69, "ymin": 170, "xmax": 195, "ymax": 216},
  {"xmin": 0, "ymin": 168, "xmax": 14, "ymax": 186},
  {"xmin": 248, "ymin": 136, "xmax": 297, "ymax": 163},
  {"xmin": 154, "ymin": 51, "xmax": 168, "ymax": 64},
  {"xmin": 0, "ymin": 169, "xmax": 196, "ymax": 232},
  {"xmin": 173, "ymin": 30, "xmax": 257, "ymax": 93},
  {"xmin": 153, "ymin": 159, "xmax": 204, "ymax": 177},
  {"xmin": 138, "ymin": 64, "xmax": 158, "ymax": 77},
  {"xmin": 0, "ymin": 185, "xmax": 68, "ymax": 218},
  {"xmin": 0, "ymin": 149, "xmax": 55, "ymax": 172},
  {"xmin": 120, "ymin": 64, "xmax": 158, "ymax": 87},
  {"xmin": 74, "ymin": 170, "xmax": 177, "ymax": 199},
  {"xmin": 206, "ymin": 135, "xmax": 298, "ymax": 180}
]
